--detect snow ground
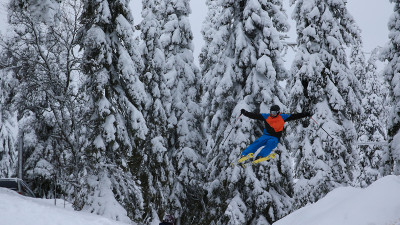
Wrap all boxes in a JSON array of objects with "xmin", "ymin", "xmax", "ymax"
[
  {"xmin": 274, "ymin": 175, "xmax": 400, "ymax": 225},
  {"xmin": 0, "ymin": 188, "xmax": 131, "ymax": 225},
  {"xmin": 2, "ymin": 176, "xmax": 400, "ymax": 225}
]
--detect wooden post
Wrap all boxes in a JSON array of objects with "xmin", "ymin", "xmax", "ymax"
[
  {"xmin": 18, "ymin": 132, "xmax": 23, "ymax": 179},
  {"xmin": 54, "ymin": 173, "xmax": 57, "ymax": 206}
]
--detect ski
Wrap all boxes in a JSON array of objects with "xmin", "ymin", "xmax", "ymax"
[
  {"xmin": 241, "ymin": 152, "xmax": 277, "ymax": 168},
  {"xmin": 230, "ymin": 153, "xmax": 254, "ymax": 167}
]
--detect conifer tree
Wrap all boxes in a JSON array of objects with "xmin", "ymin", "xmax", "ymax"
[
  {"xmin": 80, "ymin": 0, "xmax": 147, "ymax": 222},
  {"xmin": 350, "ymin": 41, "xmax": 367, "ymax": 84},
  {"xmin": 201, "ymin": 0, "xmax": 293, "ymax": 224},
  {"xmin": 382, "ymin": 0, "xmax": 400, "ymax": 175},
  {"xmin": 348, "ymin": 40, "xmax": 366, "ymax": 186},
  {"xmin": 357, "ymin": 50, "xmax": 387, "ymax": 187},
  {"xmin": 199, "ymin": 0, "xmax": 222, "ymax": 80},
  {"xmin": 138, "ymin": 0, "xmax": 176, "ymax": 222},
  {"xmin": 288, "ymin": 0, "xmax": 362, "ymax": 208},
  {"xmin": 158, "ymin": 0, "xmax": 205, "ymax": 222}
]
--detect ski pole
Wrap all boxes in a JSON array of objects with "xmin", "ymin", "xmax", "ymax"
[
  {"xmin": 211, "ymin": 114, "xmax": 242, "ymax": 152},
  {"xmin": 310, "ymin": 116, "xmax": 334, "ymax": 139}
]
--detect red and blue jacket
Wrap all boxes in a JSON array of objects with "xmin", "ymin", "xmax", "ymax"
[{"xmin": 242, "ymin": 111, "xmax": 310, "ymax": 140}]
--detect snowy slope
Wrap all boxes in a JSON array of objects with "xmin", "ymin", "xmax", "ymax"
[
  {"xmin": 0, "ymin": 188, "xmax": 132, "ymax": 225},
  {"xmin": 3, "ymin": 177, "xmax": 400, "ymax": 225},
  {"xmin": 274, "ymin": 175, "xmax": 400, "ymax": 225}
]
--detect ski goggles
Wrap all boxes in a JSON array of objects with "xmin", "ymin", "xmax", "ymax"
[{"xmin": 271, "ymin": 111, "xmax": 279, "ymax": 116}]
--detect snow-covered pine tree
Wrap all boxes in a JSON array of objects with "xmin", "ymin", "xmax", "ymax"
[
  {"xmin": 0, "ymin": 68, "xmax": 18, "ymax": 178},
  {"xmin": 350, "ymin": 41, "xmax": 367, "ymax": 83},
  {"xmin": 288, "ymin": 0, "xmax": 362, "ymax": 208},
  {"xmin": 201, "ymin": 0, "xmax": 293, "ymax": 224},
  {"xmin": 138, "ymin": 0, "xmax": 176, "ymax": 222},
  {"xmin": 382, "ymin": 0, "xmax": 400, "ymax": 175},
  {"xmin": 158, "ymin": 0, "xmax": 205, "ymax": 222},
  {"xmin": 348, "ymin": 40, "xmax": 366, "ymax": 186},
  {"xmin": 199, "ymin": 0, "xmax": 221, "ymax": 80},
  {"xmin": 356, "ymin": 48, "xmax": 387, "ymax": 187},
  {"xmin": 79, "ymin": 0, "xmax": 147, "ymax": 222}
]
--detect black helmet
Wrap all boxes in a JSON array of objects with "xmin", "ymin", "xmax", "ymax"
[
  {"xmin": 270, "ymin": 105, "xmax": 280, "ymax": 112},
  {"xmin": 163, "ymin": 214, "xmax": 175, "ymax": 224}
]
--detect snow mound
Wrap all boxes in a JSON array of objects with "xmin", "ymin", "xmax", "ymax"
[
  {"xmin": 0, "ymin": 188, "xmax": 131, "ymax": 225},
  {"xmin": 274, "ymin": 175, "xmax": 400, "ymax": 225}
]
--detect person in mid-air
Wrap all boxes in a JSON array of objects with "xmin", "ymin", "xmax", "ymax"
[{"xmin": 240, "ymin": 105, "xmax": 311, "ymax": 161}]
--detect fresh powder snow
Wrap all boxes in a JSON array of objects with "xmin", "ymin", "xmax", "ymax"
[
  {"xmin": 2, "ymin": 176, "xmax": 400, "ymax": 225},
  {"xmin": 273, "ymin": 175, "xmax": 400, "ymax": 225},
  {"xmin": 0, "ymin": 188, "xmax": 133, "ymax": 225}
]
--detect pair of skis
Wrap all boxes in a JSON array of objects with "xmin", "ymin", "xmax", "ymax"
[{"xmin": 231, "ymin": 152, "xmax": 277, "ymax": 168}]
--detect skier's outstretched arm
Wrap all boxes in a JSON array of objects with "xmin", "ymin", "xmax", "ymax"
[
  {"xmin": 284, "ymin": 112, "xmax": 311, "ymax": 122},
  {"xmin": 240, "ymin": 109, "xmax": 265, "ymax": 121}
]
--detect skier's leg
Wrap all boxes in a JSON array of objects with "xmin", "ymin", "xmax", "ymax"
[
  {"xmin": 257, "ymin": 136, "xmax": 279, "ymax": 157},
  {"xmin": 241, "ymin": 135, "xmax": 269, "ymax": 156}
]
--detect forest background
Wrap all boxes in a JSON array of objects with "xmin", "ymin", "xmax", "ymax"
[{"xmin": 0, "ymin": 0, "xmax": 398, "ymax": 225}]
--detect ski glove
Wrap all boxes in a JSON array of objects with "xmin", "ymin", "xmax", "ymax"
[{"xmin": 241, "ymin": 109, "xmax": 247, "ymax": 115}]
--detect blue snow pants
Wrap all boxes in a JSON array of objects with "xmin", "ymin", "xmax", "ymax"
[{"xmin": 241, "ymin": 135, "xmax": 279, "ymax": 158}]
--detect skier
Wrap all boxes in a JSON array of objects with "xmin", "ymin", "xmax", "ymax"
[
  {"xmin": 159, "ymin": 214, "xmax": 175, "ymax": 225},
  {"xmin": 239, "ymin": 105, "xmax": 311, "ymax": 162}
]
